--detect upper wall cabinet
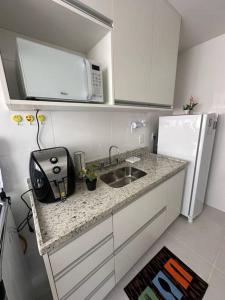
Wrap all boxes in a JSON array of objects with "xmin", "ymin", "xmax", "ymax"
[
  {"xmin": 77, "ymin": 0, "xmax": 113, "ymax": 21},
  {"xmin": 150, "ymin": 0, "xmax": 181, "ymax": 107},
  {"xmin": 113, "ymin": 0, "xmax": 155, "ymax": 104},
  {"xmin": 113, "ymin": 0, "xmax": 181, "ymax": 107}
]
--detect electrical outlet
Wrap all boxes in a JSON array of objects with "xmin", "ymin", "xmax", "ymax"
[{"xmin": 139, "ymin": 134, "xmax": 145, "ymax": 145}]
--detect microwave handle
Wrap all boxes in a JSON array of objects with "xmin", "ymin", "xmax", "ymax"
[{"xmin": 84, "ymin": 58, "xmax": 93, "ymax": 100}]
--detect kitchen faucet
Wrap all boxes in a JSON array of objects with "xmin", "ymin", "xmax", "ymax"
[
  {"xmin": 109, "ymin": 145, "xmax": 119, "ymax": 165},
  {"xmin": 100, "ymin": 145, "xmax": 120, "ymax": 169}
]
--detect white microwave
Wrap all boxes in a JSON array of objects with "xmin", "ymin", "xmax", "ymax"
[{"xmin": 16, "ymin": 38, "xmax": 104, "ymax": 103}]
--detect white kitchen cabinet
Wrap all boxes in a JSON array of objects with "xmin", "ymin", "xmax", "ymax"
[
  {"xmin": 64, "ymin": 258, "xmax": 115, "ymax": 300},
  {"xmin": 114, "ymin": 209, "xmax": 166, "ymax": 282},
  {"xmin": 113, "ymin": 0, "xmax": 155, "ymax": 104},
  {"xmin": 55, "ymin": 238, "xmax": 114, "ymax": 299},
  {"xmin": 78, "ymin": 0, "xmax": 113, "ymax": 20},
  {"xmin": 113, "ymin": 170, "xmax": 185, "ymax": 282},
  {"xmin": 49, "ymin": 217, "xmax": 113, "ymax": 275},
  {"xmin": 45, "ymin": 216, "xmax": 115, "ymax": 300},
  {"xmin": 113, "ymin": 0, "xmax": 181, "ymax": 106},
  {"xmin": 113, "ymin": 182, "xmax": 166, "ymax": 250},
  {"xmin": 150, "ymin": 0, "xmax": 181, "ymax": 106},
  {"xmin": 88, "ymin": 274, "xmax": 115, "ymax": 300},
  {"xmin": 165, "ymin": 169, "xmax": 186, "ymax": 228},
  {"xmin": 43, "ymin": 170, "xmax": 185, "ymax": 300}
]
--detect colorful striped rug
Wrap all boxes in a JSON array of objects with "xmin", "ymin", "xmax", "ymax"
[{"xmin": 124, "ymin": 247, "xmax": 208, "ymax": 300}]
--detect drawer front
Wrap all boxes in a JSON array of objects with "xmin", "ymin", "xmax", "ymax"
[
  {"xmin": 63, "ymin": 258, "xmax": 115, "ymax": 300},
  {"xmin": 50, "ymin": 217, "xmax": 113, "ymax": 275},
  {"xmin": 56, "ymin": 237, "xmax": 114, "ymax": 299},
  {"xmin": 115, "ymin": 209, "xmax": 166, "ymax": 283},
  {"xmin": 87, "ymin": 273, "xmax": 115, "ymax": 300},
  {"xmin": 113, "ymin": 184, "xmax": 166, "ymax": 249}
]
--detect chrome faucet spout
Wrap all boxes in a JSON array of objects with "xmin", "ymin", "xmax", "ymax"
[{"xmin": 109, "ymin": 145, "xmax": 119, "ymax": 165}]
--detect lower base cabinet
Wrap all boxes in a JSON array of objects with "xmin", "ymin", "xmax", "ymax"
[
  {"xmin": 87, "ymin": 273, "xmax": 115, "ymax": 300},
  {"xmin": 43, "ymin": 170, "xmax": 185, "ymax": 300},
  {"xmin": 115, "ymin": 209, "xmax": 166, "ymax": 282},
  {"xmin": 113, "ymin": 170, "xmax": 185, "ymax": 283},
  {"xmin": 65, "ymin": 258, "xmax": 115, "ymax": 300},
  {"xmin": 165, "ymin": 170, "xmax": 185, "ymax": 228}
]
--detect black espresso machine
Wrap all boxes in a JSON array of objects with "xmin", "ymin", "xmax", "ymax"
[{"xmin": 30, "ymin": 147, "xmax": 75, "ymax": 203}]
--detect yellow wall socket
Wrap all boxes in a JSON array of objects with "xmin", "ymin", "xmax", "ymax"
[
  {"xmin": 25, "ymin": 114, "xmax": 35, "ymax": 124},
  {"xmin": 37, "ymin": 114, "xmax": 46, "ymax": 123},
  {"xmin": 11, "ymin": 114, "xmax": 23, "ymax": 125}
]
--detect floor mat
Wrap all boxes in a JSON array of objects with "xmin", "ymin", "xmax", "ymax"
[{"xmin": 124, "ymin": 246, "xmax": 208, "ymax": 300}]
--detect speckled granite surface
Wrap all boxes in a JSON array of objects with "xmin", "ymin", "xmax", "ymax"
[{"xmin": 30, "ymin": 148, "xmax": 187, "ymax": 255}]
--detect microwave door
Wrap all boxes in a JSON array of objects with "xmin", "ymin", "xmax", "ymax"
[
  {"xmin": 17, "ymin": 38, "xmax": 89, "ymax": 101},
  {"xmin": 49, "ymin": 57, "xmax": 90, "ymax": 102},
  {"xmin": 63, "ymin": 54, "xmax": 90, "ymax": 102}
]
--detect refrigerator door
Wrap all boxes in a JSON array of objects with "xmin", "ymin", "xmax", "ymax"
[
  {"xmin": 157, "ymin": 115, "xmax": 202, "ymax": 217},
  {"xmin": 17, "ymin": 38, "xmax": 89, "ymax": 101},
  {"xmin": 189, "ymin": 114, "xmax": 217, "ymax": 219}
]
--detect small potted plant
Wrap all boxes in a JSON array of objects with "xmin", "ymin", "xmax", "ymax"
[
  {"xmin": 80, "ymin": 164, "xmax": 97, "ymax": 191},
  {"xmin": 183, "ymin": 96, "xmax": 198, "ymax": 114}
]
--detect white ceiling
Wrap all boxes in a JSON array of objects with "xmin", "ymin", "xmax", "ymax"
[{"xmin": 168, "ymin": 0, "xmax": 225, "ymax": 52}]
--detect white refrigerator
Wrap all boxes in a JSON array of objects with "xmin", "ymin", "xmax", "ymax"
[{"xmin": 157, "ymin": 114, "xmax": 217, "ymax": 222}]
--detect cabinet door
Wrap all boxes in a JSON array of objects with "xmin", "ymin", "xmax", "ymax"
[
  {"xmin": 150, "ymin": 0, "xmax": 181, "ymax": 106},
  {"xmin": 78, "ymin": 0, "xmax": 113, "ymax": 20},
  {"xmin": 166, "ymin": 170, "xmax": 185, "ymax": 228},
  {"xmin": 113, "ymin": 184, "xmax": 166, "ymax": 250},
  {"xmin": 115, "ymin": 209, "xmax": 166, "ymax": 282},
  {"xmin": 113, "ymin": 0, "xmax": 155, "ymax": 103},
  {"xmin": 113, "ymin": 0, "xmax": 180, "ymax": 106}
]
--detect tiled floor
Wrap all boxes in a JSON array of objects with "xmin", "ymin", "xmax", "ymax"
[{"xmin": 105, "ymin": 205, "xmax": 225, "ymax": 300}]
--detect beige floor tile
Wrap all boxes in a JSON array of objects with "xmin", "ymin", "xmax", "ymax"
[
  {"xmin": 203, "ymin": 268, "xmax": 225, "ymax": 300},
  {"xmin": 200, "ymin": 205, "xmax": 225, "ymax": 229},
  {"xmin": 214, "ymin": 240, "xmax": 225, "ymax": 275},
  {"xmin": 167, "ymin": 212, "xmax": 224, "ymax": 263}
]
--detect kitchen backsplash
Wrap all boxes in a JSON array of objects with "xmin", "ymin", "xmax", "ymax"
[{"xmin": 0, "ymin": 107, "xmax": 167, "ymax": 219}]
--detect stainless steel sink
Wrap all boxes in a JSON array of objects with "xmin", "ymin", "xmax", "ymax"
[{"xmin": 100, "ymin": 166, "xmax": 147, "ymax": 188}]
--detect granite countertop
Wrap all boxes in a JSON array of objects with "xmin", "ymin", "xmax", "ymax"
[{"xmin": 30, "ymin": 148, "xmax": 187, "ymax": 255}]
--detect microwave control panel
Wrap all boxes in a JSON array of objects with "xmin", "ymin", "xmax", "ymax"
[{"xmin": 91, "ymin": 64, "xmax": 104, "ymax": 102}]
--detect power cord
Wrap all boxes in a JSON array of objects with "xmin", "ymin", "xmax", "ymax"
[
  {"xmin": 17, "ymin": 189, "xmax": 34, "ymax": 233},
  {"xmin": 35, "ymin": 109, "xmax": 41, "ymax": 150}
]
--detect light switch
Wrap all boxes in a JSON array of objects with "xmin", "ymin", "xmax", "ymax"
[{"xmin": 139, "ymin": 134, "xmax": 145, "ymax": 145}]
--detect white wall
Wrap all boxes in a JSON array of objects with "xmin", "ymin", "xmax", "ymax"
[
  {"xmin": 174, "ymin": 33, "xmax": 225, "ymax": 212},
  {"xmin": 0, "ymin": 28, "xmax": 167, "ymax": 299}
]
